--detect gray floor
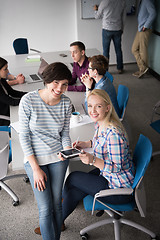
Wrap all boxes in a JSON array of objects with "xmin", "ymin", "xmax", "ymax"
[{"xmin": 0, "ymin": 63, "xmax": 160, "ymax": 240}]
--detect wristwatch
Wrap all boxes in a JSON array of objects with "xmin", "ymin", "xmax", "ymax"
[
  {"xmin": 89, "ymin": 155, "xmax": 96, "ymax": 165},
  {"xmin": 86, "ymin": 87, "xmax": 92, "ymax": 92}
]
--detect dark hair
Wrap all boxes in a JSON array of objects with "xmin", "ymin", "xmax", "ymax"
[
  {"xmin": 42, "ymin": 62, "xmax": 72, "ymax": 85},
  {"xmin": 0, "ymin": 57, "xmax": 8, "ymax": 70},
  {"xmin": 70, "ymin": 41, "xmax": 86, "ymax": 52},
  {"xmin": 89, "ymin": 55, "xmax": 109, "ymax": 75}
]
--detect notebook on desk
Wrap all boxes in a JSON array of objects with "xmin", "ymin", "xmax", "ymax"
[{"xmin": 28, "ymin": 58, "xmax": 48, "ymax": 83}]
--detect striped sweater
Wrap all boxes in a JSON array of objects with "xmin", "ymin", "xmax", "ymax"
[{"xmin": 18, "ymin": 90, "xmax": 72, "ymax": 165}]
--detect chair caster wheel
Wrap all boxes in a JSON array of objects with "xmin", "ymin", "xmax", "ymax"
[
  {"xmin": 81, "ymin": 233, "xmax": 89, "ymax": 240},
  {"xmin": 23, "ymin": 177, "xmax": 29, "ymax": 183},
  {"xmin": 12, "ymin": 200, "xmax": 19, "ymax": 206}
]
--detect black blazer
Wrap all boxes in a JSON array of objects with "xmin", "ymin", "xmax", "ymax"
[{"xmin": 0, "ymin": 78, "xmax": 27, "ymax": 126}]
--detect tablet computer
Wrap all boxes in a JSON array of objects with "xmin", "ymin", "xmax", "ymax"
[{"xmin": 60, "ymin": 148, "xmax": 81, "ymax": 159}]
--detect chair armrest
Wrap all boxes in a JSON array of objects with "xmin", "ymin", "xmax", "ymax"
[
  {"xmin": 96, "ymin": 187, "xmax": 133, "ymax": 198},
  {"xmin": 91, "ymin": 187, "xmax": 133, "ymax": 216},
  {"xmin": 30, "ymin": 48, "xmax": 41, "ymax": 53},
  {"xmin": 0, "ymin": 115, "xmax": 10, "ymax": 121}
]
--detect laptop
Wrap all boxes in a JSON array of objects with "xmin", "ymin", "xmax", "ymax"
[{"xmin": 29, "ymin": 58, "xmax": 48, "ymax": 83}]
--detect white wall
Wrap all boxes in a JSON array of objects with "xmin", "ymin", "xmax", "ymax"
[
  {"xmin": 0, "ymin": 0, "xmax": 76, "ymax": 56},
  {"xmin": 1, "ymin": 0, "xmax": 137, "ymax": 64}
]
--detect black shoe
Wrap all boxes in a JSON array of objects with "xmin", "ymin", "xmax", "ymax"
[{"xmin": 96, "ymin": 210, "xmax": 104, "ymax": 217}]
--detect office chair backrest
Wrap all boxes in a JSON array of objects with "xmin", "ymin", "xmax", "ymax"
[
  {"xmin": 117, "ymin": 84, "xmax": 129, "ymax": 120},
  {"xmin": 131, "ymin": 135, "xmax": 152, "ymax": 217},
  {"xmin": 105, "ymin": 71, "xmax": 113, "ymax": 83},
  {"xmin": 132, "ymin": 134, "xmax": 152, "ymax": 190},
  {"xmin": 0, "ymin": 131, "xmax": 9, "ymax": 179},
  {"xmin": 13, "ymin": 38, "xmax": 29, "ymax": 55}
]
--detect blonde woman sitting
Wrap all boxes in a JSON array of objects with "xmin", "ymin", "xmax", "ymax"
[{"xmin": 62, "ymin": 89, "xmax": 135, "ymax": 229}]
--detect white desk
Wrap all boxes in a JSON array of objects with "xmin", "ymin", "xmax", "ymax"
[
  {"xmin": 4, "ymin": 48, "xmax": 100, "ymax": 85},
  {"xmin": 7, "ymin": 49, "xmax": 99, "ymax": 171}
]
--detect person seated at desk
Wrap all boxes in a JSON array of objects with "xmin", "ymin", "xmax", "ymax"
[
  {"xmin": 0, "ymin": 57, "xmax": 27, "ymax": 126},
  {"xmin": 7, "ymin": 72, "xmax": 25, "ymax": 86},
  {"xmin": 67, "ymin": 41, "xmax": 89, "ymax": 92},
  {"xmin": 81, "ymin": 55, "xmax": 121, "ymax": 117},
  {"xmin": 19, "ymin": 62, "xmax": 73, "ymax": 240},
  {"xmin": 62, "ymin": 89, "xmax": 135, "ymax": 230}
]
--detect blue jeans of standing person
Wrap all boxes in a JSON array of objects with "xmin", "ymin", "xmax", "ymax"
[
  {"xmin": 24, "ymin": 159, "xmax": 69, "ymax": 240},
  {"xmin": 62, "ymin": 168, "xmax": 133, "ymax": 222},
  {"xmin": 102, "ymin": 29, "xmax": 123, "ymax": 70}
]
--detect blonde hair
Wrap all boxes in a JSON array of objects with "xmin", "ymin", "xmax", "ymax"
[{"xmin": 87, "ymin": 89, "xmax": 125, "ymax": 132}]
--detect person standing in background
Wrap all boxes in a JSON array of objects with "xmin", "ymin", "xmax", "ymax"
[
  {"xmin": 94, "ymin": 0, "xmax": 126, "ymax": 74},
  {"xmin": 132, "ymin": 0, "xmax": 156, "ymax": 78},
  {"xmin": 68, "ymin": 41, "xmax": 89, "ymax": 92}
]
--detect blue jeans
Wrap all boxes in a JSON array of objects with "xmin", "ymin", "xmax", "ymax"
[
  {"xmin": 102, "ymin": 29, "xmax": 123, "ymax": 70},
  {"xmin": 62, "ymin": 168, "xmax": 133, "ymax": 221},
  {"xmin": 25, "ymin": 159, "xmax": 69, "ymax": 240}
]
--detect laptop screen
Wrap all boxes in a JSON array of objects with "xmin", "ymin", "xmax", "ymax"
[
  {"xmin": 38, "ymin": 58, "xmax": 49, "ymax": 78},
  {"xmin": 28, "ymin": 58, "xmax": 49, "ymax": 83}
]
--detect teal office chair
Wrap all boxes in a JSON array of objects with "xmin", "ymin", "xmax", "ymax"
[
  {"xmin": 150, "ymin": 100, "xmax": 160, "ymax": 158},
  {"xmin": 13, "ymin": 38, "xmax": 41, "ymax": 55},
  {"xmin": 117, "ymin": 84, "xmax": 129, "ymax": 121},
  {"xmin": 80, "ymin": 134, "xmax": 159, "ymax": 240},
  {"xmin": 105, "ymin": 71, "xmax": 113, "ymax": 83},
  {"xmin": 0, "ymin": 125, "xmax": 29, "ymax": 206}
]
